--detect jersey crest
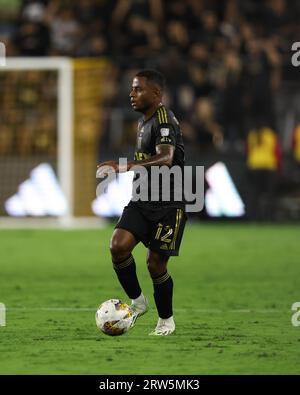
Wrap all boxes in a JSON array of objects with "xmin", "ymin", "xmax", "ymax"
[{"xmin": 160, "ymin": 128, "xmax": 170, "ymax": 137}]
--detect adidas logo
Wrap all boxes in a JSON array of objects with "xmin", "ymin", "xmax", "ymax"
[
  {"xmin": 4, "ymin": 163, "xmax": 67, "ymax": 217},
  {"xmin": 160, "ymin": 244, "xmax": 169, "ymax": 250}
]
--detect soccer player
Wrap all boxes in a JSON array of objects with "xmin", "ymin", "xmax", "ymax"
[{"xmin": 97, "ymin": 70, "xmax": 186, "ymax": 336}]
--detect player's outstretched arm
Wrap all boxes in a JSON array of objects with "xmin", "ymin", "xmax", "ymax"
[
  {"xmin": 130, "ymin": 145, "xmax": 175, "ymax": 170},
  {"xmin": 97, "ymin": 145, "xmax": 174, "ymax": 176}
]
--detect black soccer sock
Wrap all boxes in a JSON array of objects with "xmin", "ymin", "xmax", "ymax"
[
  {"xmin": 152, "ymin": 272, "xmax": 173, "ymax": 319},
  {"xmin": 113, "ymin": 255, "xmax": 142, "ymax": 300}
]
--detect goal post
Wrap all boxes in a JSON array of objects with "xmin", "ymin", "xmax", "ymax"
[
  {"xmin": 0, "ymin": 57, "xmax": 109, "ymax": 223},
  {"xmin": 2, "ymin": 57, "xmax": 74, "ymax": 220}
]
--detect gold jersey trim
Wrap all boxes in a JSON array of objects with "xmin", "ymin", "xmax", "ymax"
[{"xmin": 157, "ymin": 106, "xmax": 168, "ymax": 124}]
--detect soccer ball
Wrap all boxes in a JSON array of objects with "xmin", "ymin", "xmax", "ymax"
[{"xmin": 95, "ymin": 299, "xmax": 134, "ymax": 336}]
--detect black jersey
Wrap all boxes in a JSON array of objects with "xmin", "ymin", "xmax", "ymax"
[{"xmin": 131, "ymin": 105, "xmax": 185, "ymax": 209}]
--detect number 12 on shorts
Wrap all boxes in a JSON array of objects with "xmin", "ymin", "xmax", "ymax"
[{"xmin": 155, "ymin": 224, "xmax": 173, "ymax": 243}]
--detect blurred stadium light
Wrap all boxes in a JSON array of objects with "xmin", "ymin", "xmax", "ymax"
[
  {"xmin": 92, "ymin": 172, "xmax": 134, "ymax": 218},
  {"xmin": 205, "ymin": 162, "xmax": 245, "ymax": 217},
  {"xmin": 5, "ymin": 163, "xmax": 68, "ymax": 216}
]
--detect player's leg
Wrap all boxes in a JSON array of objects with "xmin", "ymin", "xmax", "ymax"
[
  {"xmin": 147, "ymin": 208, "xmax": 187, "ymax": 335},
  {"xmin": 111, "ymin": 203, "xmax": 151, "ymax": 316},
  {"xmin": 110, "ymin": 227, "xmax": 148, "ymax": 318},
  {"xmin": 110, "ymin": 228, "xmax": 142, "ymax": 300},
  {"xmin": 147, "ymin": 250, "xmax": 175, "ymax": 336}
]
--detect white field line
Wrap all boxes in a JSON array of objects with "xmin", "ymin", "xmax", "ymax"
[
  {"xmin": 0, "ymin": 217, "xmax": 106, "ymax": 229},
  {"xmin": 5, "ymin": 307, "xmax": 288, "ymax": 313}
]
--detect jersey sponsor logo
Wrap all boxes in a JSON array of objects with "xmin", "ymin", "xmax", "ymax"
[
  {"xmin": 160, "ymin": 128, "xmax": 170, "ymax": 137},
  {"xmin": 134, "ymin": 152, "xmax": 152, "ymax": 161}
]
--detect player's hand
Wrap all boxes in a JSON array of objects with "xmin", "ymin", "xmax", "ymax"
[{"xmin": 96, "ymin": 161, "xmax": 119, "ymax": 178}]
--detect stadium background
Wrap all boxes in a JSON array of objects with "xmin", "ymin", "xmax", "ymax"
[{"xmin": 0, "ymin": 0, "xmax": 300, "ymax": 375}]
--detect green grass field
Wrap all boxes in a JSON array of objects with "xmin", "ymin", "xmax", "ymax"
[{"xmin": 0, "ymin": 223, "xmax": 300, "ymax": 375}]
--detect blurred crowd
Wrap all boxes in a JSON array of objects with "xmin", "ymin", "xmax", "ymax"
[
  {"xmin": 1, "ymin": 0, "xmax": 299, "ymax": 149},
  {"xmin": 0, "ymin": 70, "xmax": 57, "ymax": 156}
]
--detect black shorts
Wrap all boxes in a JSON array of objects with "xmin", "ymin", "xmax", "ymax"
[{"xmin": 115, "ymin": 201, "xmax": 187, "ymax": 257}]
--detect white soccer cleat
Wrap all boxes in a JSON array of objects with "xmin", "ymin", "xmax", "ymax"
[
  {"xmin": 149, "ymin": 317, "xmax": 175, "ymax": 336},
  {"xmin": 130, "ymin": 294, "xmax": 149, "ymax": 327}
]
